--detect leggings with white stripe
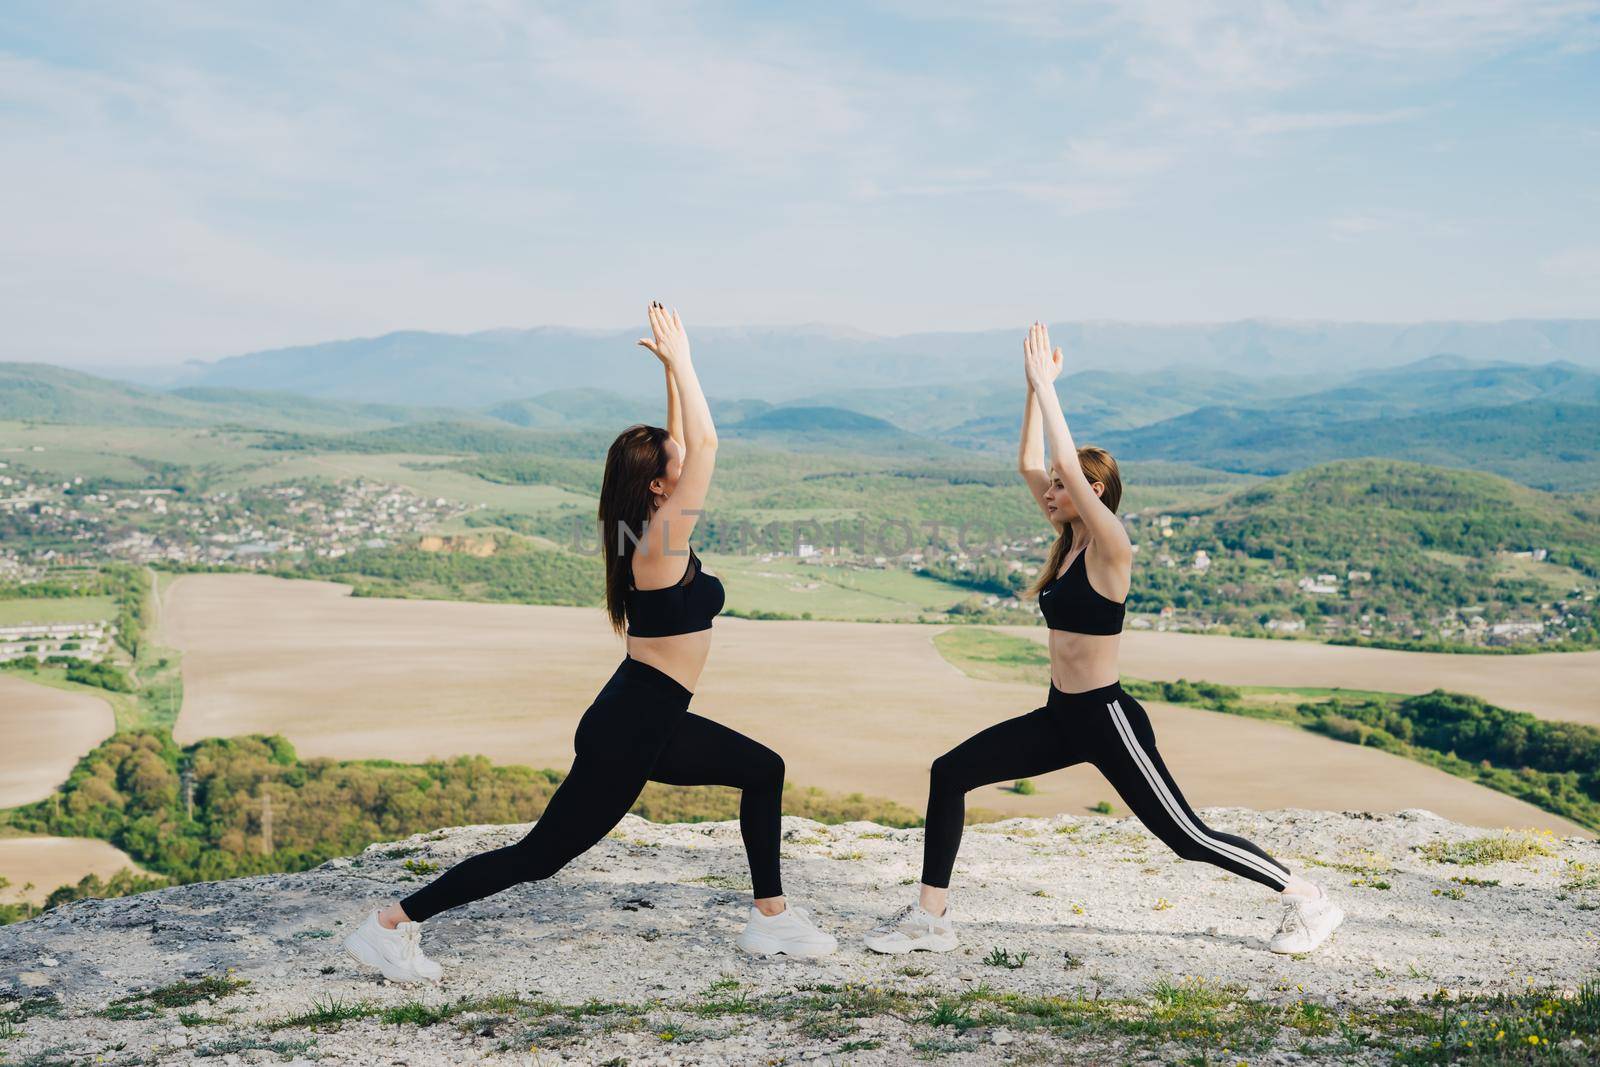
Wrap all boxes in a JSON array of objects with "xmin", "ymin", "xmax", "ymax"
[{"xmin": 921, "ymin": 681, "xmax": 1290, "ymax": 891}]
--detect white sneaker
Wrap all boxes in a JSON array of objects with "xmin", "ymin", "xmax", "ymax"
[
  {"xmin": 863, "ymin": 902, "xmax": 958, "ymax": 954},
  {"xmin": 1268, "ymin": 888, "xmax": 1344, "ymax": 954},
  {"xmin": 736, "ymin": 904, "xmax": 838, "ymax": 958},
  {"xmin": 343, "ymin": 910, "xmax": 443, "ymax": 982}
]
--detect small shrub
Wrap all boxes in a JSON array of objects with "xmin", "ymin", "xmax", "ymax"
[
  {"xmin": 101, "ymin": 975, "xmax": 248, "ymax": 1020},
  {"xmin": 273, "ymin": 995, "xmax": 376, "ymax": 1030},
  {"xmin": 982, "ymin": 946, "xmax": 1029, "ymax": 969},
  {"xmin": 1417, "ymin": 835, "xmax": 1555, "ymax": 866}
]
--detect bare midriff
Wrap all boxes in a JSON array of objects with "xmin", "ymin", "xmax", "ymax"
[
  {"xmin": 626, "ymin": 630, "xmax": 714, "ymax": 694},
  {"xmin": 1048, "ymin": 629, "xmax": 1122, "ymax": 694}
]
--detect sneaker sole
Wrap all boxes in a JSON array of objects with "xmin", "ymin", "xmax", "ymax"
[
  {"xmin": 343, "ymin": 931, "xmax": 436, "ymax": 983},
  {"xmin": 863, "ymin": 933, "xmax": 959, "ymax": 955},
  {"xmin": 736, "ymin": 931, "xmax": 838, "ymax": 958}
]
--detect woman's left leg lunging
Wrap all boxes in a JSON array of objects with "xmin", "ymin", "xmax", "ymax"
[
  {"xmin": 648, "ymin": 711, "xmax": 786, "ymax": 900},
  {"xmin": 865, "ymin": 705, "xmax": 1081, "ymax": 954},
  {"xmin": 647, "ymin": 710, "xmax": 837, "ymax": 958},
  {"xmin": 921, "ymin": 707, "xmax": 1082, "ymax": 890}
]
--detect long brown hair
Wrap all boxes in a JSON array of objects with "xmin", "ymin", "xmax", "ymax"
[
  {"xmin": 599, "ymin": 424, "xmax": 671, "ymax": 634},
  {"xmin": 1028, "ymin": 446, "xmax": 1123, "ymax": 598}
]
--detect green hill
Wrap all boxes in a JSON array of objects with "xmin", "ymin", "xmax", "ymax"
[
  {"xmin": 0, "ymin": 363, "xmax": 207, "ymax": 426},
  {"xmin": 733, "ymin": 405, "xmax": 901, "ymax": 434},
  {"xmin": 484, "ymin": 388, "xmax": 658, "ymax": 428},
  {"xmin": 0, "ymin": 364, "xmax": 461, "ymax": 432},
  {"xmin": 1128, "ymin": 460, "xmax": 1600, "ymax": 647},
  {"xmin": 255, "ymin": 420, "xmax": 613, "ymax": 457},
  {"xmin": 167, "ymin": 387, "xmax": 456, "ymax": 430},
  {"xmin": 1214, "ymin": 460, "xmax": 1600, "ymax": 575},
  {"xmin": 722, "ymin": 405, "xmax": 951, "ymax": 457},
  {"xmin": 1104, "ymin": 399, "xmax": 1600, "ymax": 490}
]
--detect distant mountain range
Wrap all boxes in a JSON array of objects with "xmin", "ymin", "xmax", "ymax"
[
  {"xmin": 1097, "ymin": 360, "xmax": 1600, "ymax": 490},
  {"xmin": 3, "ymin": 353, "xmax": 1598, "ymax": 489},
  {"xmin": 84, "ymin": 318, "xmax": 1600, "ymax": 407}
]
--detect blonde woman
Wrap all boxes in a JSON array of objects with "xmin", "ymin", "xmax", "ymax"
[{"xmin": 865, "ymin": 323, "xmax": 1343, "ymax": 956}]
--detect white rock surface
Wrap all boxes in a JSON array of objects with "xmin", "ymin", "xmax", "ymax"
[{"xmin": 2, "ymin": 808, "xmax": 1596, "ymax": 1064}]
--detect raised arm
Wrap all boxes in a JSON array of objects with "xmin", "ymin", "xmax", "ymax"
[
  {"xmin": 1019, "ymin": 377, "xmax": 1058, "ymax": 529},
  {"xmin": 1022, "ymin": 322, "xmax": 1131, "ymax": 564},
  {"xmin": 663, "ymin": 360, "xmax": 684, "ymax": 450},
  {"xmin": 635, "ymin": 302, "xmax": 715, "ymax": 561}
]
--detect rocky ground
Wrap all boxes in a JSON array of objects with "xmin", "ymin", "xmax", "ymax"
[{"xmin": 3, "ymin": 808, "xmax": 1598, "ymax": 1065}]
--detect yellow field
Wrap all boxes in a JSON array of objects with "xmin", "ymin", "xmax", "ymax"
[
  {"xmin": 0, "ymin": 674, "xmax": 115, "ymax": 808},
  {"xmin": 163, "ymin": 574, "xmax": 1591, "ymax": 838},
  {"xmin": 0, "ymin": 836, "xmax": 146, "ymax": 905},
  {"xmin": 994, "ymin": 627, "xmax": 1600, "ymax": 728}
]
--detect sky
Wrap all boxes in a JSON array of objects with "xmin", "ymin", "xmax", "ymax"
[{"xmin": 2, "ymin": 0, "xmax": 1598, "ymax": 366}]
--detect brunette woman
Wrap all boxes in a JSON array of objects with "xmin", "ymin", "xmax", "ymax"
[{"xmin": 344, "ymin": 304, "xmax": 836, "ymax": 982}]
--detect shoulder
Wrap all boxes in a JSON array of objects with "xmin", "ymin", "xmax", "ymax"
[{"xmin": 1086, "ymin": 533, "xmax": 1132, "ymax": 567}]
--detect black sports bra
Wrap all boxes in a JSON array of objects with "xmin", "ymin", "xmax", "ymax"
[
  {"xmin": 1038, "ymin": 547, "xmax": 1125, "ymax": 635},
  {"xmin": 625, "ymin": 548, "xmax": 726, "ymax": 638}
]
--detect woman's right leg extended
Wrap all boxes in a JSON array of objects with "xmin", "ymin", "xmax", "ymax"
[
  {"xmin": 397, "ymin": 662, "xmax": 688, "ymax": 923},
  {"xmin": 920, "ymin": 706, "xmax": 1080, "ymax": 890},
  {"xmin": 1091, "ymin": 690, "xmax": 1291, "ymax": 891}
]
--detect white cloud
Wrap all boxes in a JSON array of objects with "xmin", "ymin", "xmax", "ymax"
[
  {"xmin": 871, "ymin": 0, "xmax": 1112, "ymax": 39},
  {"xmin": 1328, "ymin": 214, "xmax": 1387, "ymax": 241},
  {"xmin": 0, "ymin": 2, "xmax": 977, "ymax": 360},
  {"xmin": 1, "ymin": 0, "xmax": 1595, "ymax": 359},
  {"xmin": 1062, "ymin": 137, "xmax": 1173, "ymax": 176},
  {"xmin": 887, "ymin": 173, "xmax": 1131, "ymax": 214},
  {"xmin": 886, "ymin": 1, "xmax": 1598, "ymax": 103},
  {"xmin": 1540, "ymin": 245, "xmax": 1600, "ymax": 280},
  {"xmin": 1234, "ymin": 107, "xmax": 1428, "ymax": 138},
  {"xmin": 1324, "ymin": 210, "xmax": 1467, "ymax": 243},
  {"xmin": 414, "ymin": 1, "xmax": 969, "ymax": 175}
]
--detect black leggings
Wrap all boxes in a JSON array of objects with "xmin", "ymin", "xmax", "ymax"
[
  {"xmin": 922, "ymin": 681, "xmax": 1290, "ymax": 892},
  {"xmin": 400, "ymin": 657, "xmax": 785, "ymax": 922}
]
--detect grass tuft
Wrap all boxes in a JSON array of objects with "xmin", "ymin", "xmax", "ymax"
[
  {"xmin": 1417, "ymin": 835, "xmax": 1556, "ymax": 866},
  {"xmin": 982, "ymin": 946, "xmax": 1030, "ymax": 969},
  {"xmin": 99, "ymin": 975, "xmax": 249, "ymax": 1020},
  {"xmin": 272, "ymin": 995, "xmax": 377, "ymax": 1030}
]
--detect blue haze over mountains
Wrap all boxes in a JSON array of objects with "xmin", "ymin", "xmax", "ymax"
[
  {"xmin": 7, "ymin": 318, "xmax": 1598, "ymax": 490},
  {"xmin": 125, "ymin": 319, "xmax": 1600, "ymax": 406}
]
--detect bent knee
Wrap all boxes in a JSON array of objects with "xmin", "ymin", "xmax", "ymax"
[
  {"xmin": 749, "ymin": 746, "xmax": 785, "ymax": 787},
  {"xmin": 929, "ymin": 752, "xmax": 965, "ymax": 791}
]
